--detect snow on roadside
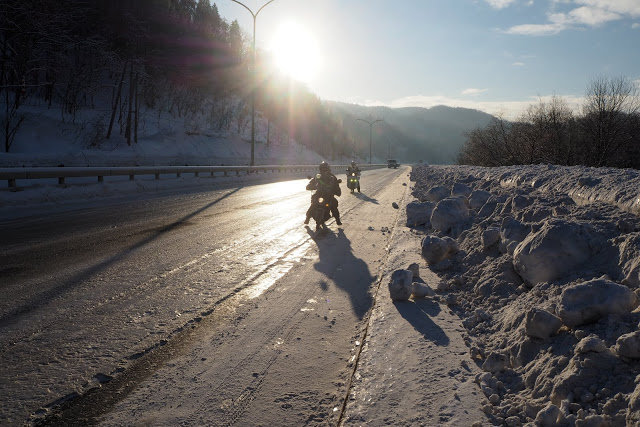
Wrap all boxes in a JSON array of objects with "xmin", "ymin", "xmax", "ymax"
[
  {"xmin": 395, "ymin": 164, "xmax": 640, "ymax": 426},
  {"xmin": 342, "ymin": 228, "xmax": 486, "ymax": 426},
  {"xmin": 0, "ymin": 170, "xmax": 314, "ymax": 220},
  {"xmin": 0, "ymin": 104, "xmax": 330, "ymax": 168}
]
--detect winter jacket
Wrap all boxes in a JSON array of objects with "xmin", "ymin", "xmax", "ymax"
[{"xmin": 306, "ymin": 172, "xmax": 341, "ymax": 198}]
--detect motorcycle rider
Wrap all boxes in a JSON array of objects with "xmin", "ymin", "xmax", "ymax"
[
  {"xmin": 305, "ymin": 161, "xmax": 342, "ymax": 226},
  {"xmin": 346, "ymin": 160, "xmax": 361, "ymax": 192}
]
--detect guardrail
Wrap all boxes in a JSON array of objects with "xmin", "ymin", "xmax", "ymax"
[{"xmin": 0, "ymin": 164, "xmax": 387, "ymax": 189}]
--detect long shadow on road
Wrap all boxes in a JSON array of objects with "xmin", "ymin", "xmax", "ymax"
[
  {"xmin": 393, "ymin": 299, "xmax": 450, "ymax": 346},
  {"xmin": 0, "ymin": 188, "xmax": 242, "ymax": 329},
  {"xmin": 307, "ymin": 228, "xmax": 375, "ymax": 319},
  {"xmin": 352, "ymin": 192, "xmax": 379, "ymax": 204}
]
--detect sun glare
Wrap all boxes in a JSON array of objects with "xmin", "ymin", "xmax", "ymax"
[{"xmin": 269, "ymin": 22, "xmax": 321, "ymax": 84}]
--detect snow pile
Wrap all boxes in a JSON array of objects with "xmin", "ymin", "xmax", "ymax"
[
  {"xmin": 408, "ymin": 164, "xmax": 640, "ymax": 426},
  {"xmin": 388, "ymin": 264, "xmax": 436, "ymax": 301}
]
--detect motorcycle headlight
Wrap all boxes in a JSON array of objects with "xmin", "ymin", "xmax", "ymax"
[{"xmin": 318, "ymin": 197, "xmax": 324, "ymax": 203}]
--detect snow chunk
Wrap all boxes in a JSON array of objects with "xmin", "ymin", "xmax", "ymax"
[
  {"xmin": 557, "ymin": 277, "xmax": 639, "ymax": 327},
  {"xmin": 513, "ymin": 220, "xmax": 600, "ymax": 286},
  {"xmin": 477, "ymin": 194, "xmax": 508, "ymax": 219},
  {"xmin": 407, "ymin": 262, "xmax": 420, "ymax": 278},
  {"xmin": 388, "ymin": 269, "xmax": 413, "ymax": 301},
  {"xmin": 421, "ymin": 235, "xmax": 458, "ymax": 264},
  {"xmin": 481, "ymin": 226, "xmax": 500, "ymax": 249},
  {"xmin": 430, "ymin": 197, "xmax": 470, "ymax": 233},
  {"xmin": 482, "ymin": 352, "xmax": 508, "ymax": 373},
  {"xmin": 451, "ymin": 182, "xmax": 472, "ymax": 198},
  {"xmin": 616, "ymin": 233, "xmax": 640, "ymax": 288},
  {"xmin": 535, "ymin": 404, "xmax": 561, "ymax": 426},
  {"xmin": 469, "ymin": 190, "xmax": 492, "ymax": 210},
  {"xmin": 574, "ymin": 335, "xmax": 607, "ymax": 354},
  {"xmin": 411, "ymin": 282, "xmax": 435, "ymax": 298},
  {"xmin": 424, "ymin": 185, "xmax": 450, "ymax": 202},
  {"xmin": 614, "ymin": 331, "xmax": 640, "ymax": 359},
  {"xmin": 628, "ymin": 383, "xmax": 640, "ymax": 425},
  {"xmin": 524, "ymin": 308, "xmax": 562, "ymax": 339},
  {"xmin": 511, "ymin": 194, "xmax": 533, "ymax": 211},
  {"xmin": 405, "ymin": 200, "xmax": 434, "ymax": 227},
  {"xmin": 499, "ymin": 217, "xmax": 530, "ymax": 256}
]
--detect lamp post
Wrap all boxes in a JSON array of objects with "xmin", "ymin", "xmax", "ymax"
[
  {"xmin": 357, "ymin": 118, "xmax": 383, "ymax": 164},
  {"xmin": 230, "ymin": 0, "xmax": 277, "ymax": 166}
]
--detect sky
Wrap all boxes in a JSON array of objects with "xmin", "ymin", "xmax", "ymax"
[{"xmin": 217, "ymin": 0, "xmax": 640, "ymax": 119}]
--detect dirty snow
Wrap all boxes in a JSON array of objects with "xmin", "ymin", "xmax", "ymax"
[{"xmin": 366, "ymin": 164, "xmax": 640, "ymax": 426}]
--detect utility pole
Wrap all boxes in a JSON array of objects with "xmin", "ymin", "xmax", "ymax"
[
  {"xmin": 356, "ymin": 118, "xmax": 383, "ymax": 164},
  {"xmin": 230, "ymin": 0, "xmax": 278, "ymax": 166}
]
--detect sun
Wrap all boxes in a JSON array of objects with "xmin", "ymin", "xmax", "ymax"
[{"xmin": 269, "ymin": 22, "xmax": 321, "ymax": 84}]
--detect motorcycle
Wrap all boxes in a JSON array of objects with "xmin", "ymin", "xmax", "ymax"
[
  {"xmin": 346, "ymin": 170, "xmax": 360, "ymax": 193},
  {"xmin": 310, "ymin": 194, "xmax": 332, "ymax": 231},
  {"xmin": 306, "ymin": 176, "xmax": 342, "ymax": 232}
]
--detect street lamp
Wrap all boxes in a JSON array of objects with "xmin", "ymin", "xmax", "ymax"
[
  {"xmin": 230, "ymin": 0, "xmax": 277, "ymax": 166},
  {"xmin": 356, "ymin": 118, "xmax": 383, "ymax": 164}
]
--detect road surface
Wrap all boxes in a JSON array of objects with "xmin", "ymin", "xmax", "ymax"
[{"xmin": 0, "ymin": 166, "xmax": 410, "ymax": 425}]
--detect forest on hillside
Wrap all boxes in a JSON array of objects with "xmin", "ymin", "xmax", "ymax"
[
  {"xmin": 325, "ymin": 102, "xmax": 495, "ymax": 164},
  {"xmin": 0, "ymin": 0, "xmax": 350, "ymax": 159},
  {"xmin": 458, "ymin": 76, "xmax": 640, "ymax": 169}
]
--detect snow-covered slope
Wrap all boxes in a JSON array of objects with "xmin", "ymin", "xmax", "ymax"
[{"xmin": 0, "ymin": 102, "xmax": 344, "ymax": 168}]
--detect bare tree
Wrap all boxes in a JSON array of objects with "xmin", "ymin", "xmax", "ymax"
[
  {"xmin": 107, "ymin": 61, "xmax": 128, "ymax": 139},
  {"xmin": 458, "ymin": 116, "xmax": 515, "ymax": 166},
  {"xmin": 1, "ymin": 1, "xmax": 108, "ymax": 151},
  {"xmin": 581, "ymin": 75, "xmax": 640, "ymax": 166},
  {"xmin": 516, "ymin": 95, "xmax": 575, "ymax": 164}
]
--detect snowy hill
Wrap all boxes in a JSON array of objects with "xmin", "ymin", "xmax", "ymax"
[{"xmin": 0, "ymin": 101, "xmax": 334, "ymax": 168}]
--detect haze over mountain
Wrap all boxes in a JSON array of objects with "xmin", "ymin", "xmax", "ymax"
[{"xmin": 325, "ymin": 101, "xmax": 495, "ymax": 164}]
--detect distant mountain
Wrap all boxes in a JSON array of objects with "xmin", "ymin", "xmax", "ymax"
[{"xmin": 324, "ymin": 101, "xmax": 495, "ymax": 164}]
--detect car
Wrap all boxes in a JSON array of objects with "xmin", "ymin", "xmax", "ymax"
[{"xmin": 387, "ymin": 159, "xmax": 399, "ymax": 168}]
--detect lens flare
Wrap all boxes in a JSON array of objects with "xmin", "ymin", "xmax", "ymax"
[{"xmin": 269, "ymin": 21, "xmax": 321, "ymax": 83}]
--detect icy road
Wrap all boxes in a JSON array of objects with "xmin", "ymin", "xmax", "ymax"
[{"xmin": 0, "ymin": 166, "xmax": 409, "ymax": 425}]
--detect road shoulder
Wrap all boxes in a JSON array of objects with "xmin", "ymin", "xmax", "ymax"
[{"xmin": 342, "ymin": 212, "xmax": 487, "ymax": 425}]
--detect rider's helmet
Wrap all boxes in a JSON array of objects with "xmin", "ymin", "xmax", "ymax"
[
  {"xmin": 319, "ymin": 161, "xmax": 330, "ymax": 173},
  {"xmin": 350, "ymin": 160, "xmax": 356, "ymax": 167}
]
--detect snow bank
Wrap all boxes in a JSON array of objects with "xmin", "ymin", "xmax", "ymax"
[
  {"xmin": 407, "ymin": 164, "xmax": 640, "ymax": 426},
  {"xmin": 450, "ymin": 164, "xmax": 640, "ymax": 216},
  {"xmin": 513, "ymin": 220, "xmax": 603, "ymax": 287}
]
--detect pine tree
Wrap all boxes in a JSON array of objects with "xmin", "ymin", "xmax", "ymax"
[{"xmin": 228, "ymin": 20, "xmax": 244, "ymax": 65}]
